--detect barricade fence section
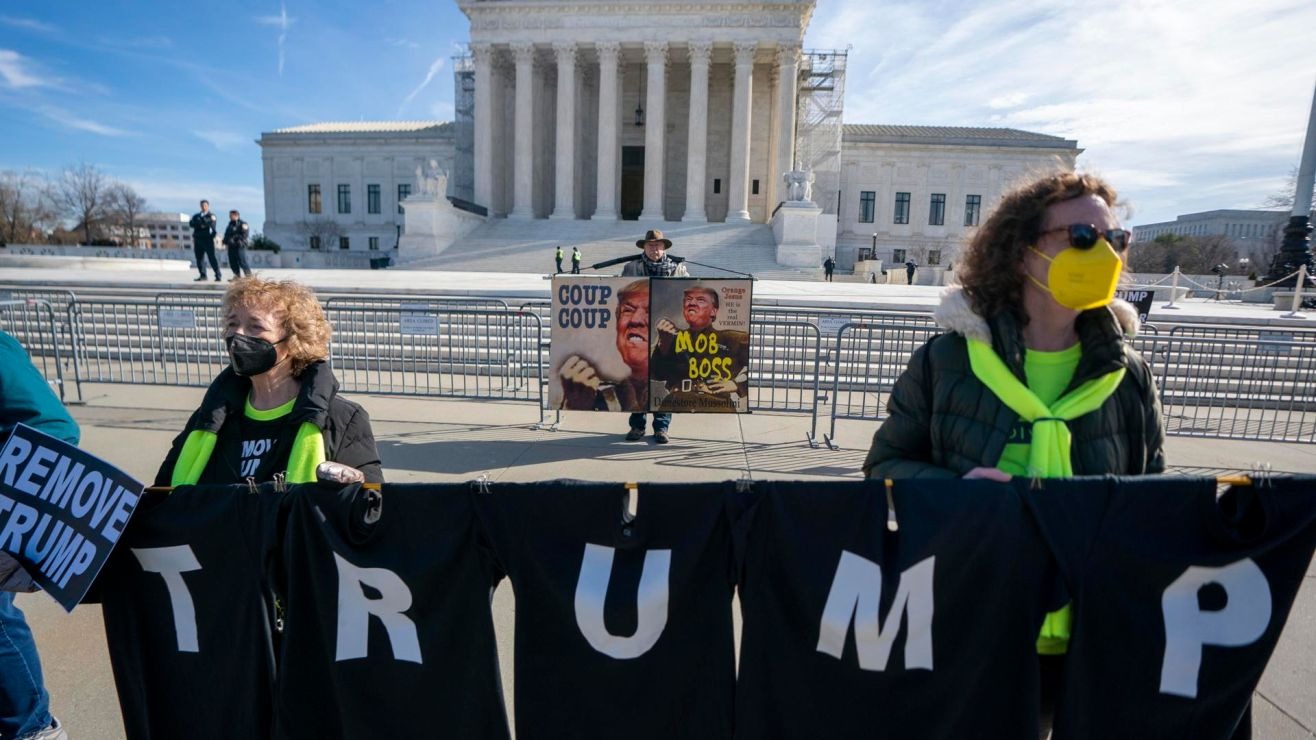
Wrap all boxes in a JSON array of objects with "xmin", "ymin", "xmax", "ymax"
[
  {"xmin": 1141, "ymin": 334, "xmax": 1316, "ymax": 444},
  {"xmin": 748, "ymin": 319, "xmax": 823, "ymax": 444},
  {"xmin": 324, "ymin": 304, "xmax": 545, "ymax": 421},
  {"xmin": 826, "ymin": 322, "xmax": 940, "ymax": 448},
  {"xmin": 5, "ymin": 284, "xmax": 1315, "ymax": 446},
  {"xmin": 0, "ymin": 299, "xmax": 77, "ymax": 403}
]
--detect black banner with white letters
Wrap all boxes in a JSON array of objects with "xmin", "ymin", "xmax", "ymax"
[
  {"xmin": 95, "ymin": 476, "xmax": 1316, "ymax": 740},
  {"xmin": 0, "ymin": 423, "xmax": 144, "ymax": 610}
]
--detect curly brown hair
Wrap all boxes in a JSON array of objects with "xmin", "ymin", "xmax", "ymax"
[
  {"xmin": 959, "ymin": 171, "xmax": 1119, "ymax": 325},
  {"xmin": 221, "ymin": 277, "xmax": 332, "ymax": 377}
]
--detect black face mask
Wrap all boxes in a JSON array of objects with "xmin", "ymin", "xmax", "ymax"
[{"xmin": 225, "ymin": 333, "xmax": 287, "ymax": 376}]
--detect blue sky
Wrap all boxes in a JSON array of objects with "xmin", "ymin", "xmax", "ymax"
[{"xmin": 2, "ymin": 0, "xmax": 1314, "ymax": 230}]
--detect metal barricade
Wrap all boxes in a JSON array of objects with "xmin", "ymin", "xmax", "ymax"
[
  {"xmin": 325, "ymin": 295, "xmax": 510, "ymax": 311},
  {"xmin": 0, "ymin": 299, "xmax": 77, "ymax": 403},
  {"xmin": 325, "ymin": 304, "xmax": 546, "ymax": 422},
  {"xmin": 826, "ymin": 322, "xmax": 940, "ymax": 448},
  {"xmin": 749, "ymin": 319, "xmax": 823, "ymax": 445},
  {"xmin": 1149, "ymin": 334, "xmax": 1316, "ymax": 443},
  {"xmin": 68, "ymin": 298, "xmax": 227, "ymax": 387}
]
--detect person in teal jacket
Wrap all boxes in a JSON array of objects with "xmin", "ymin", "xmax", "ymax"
[{"xmin": 0, "ymin": 329, "xmax": 76, "ymax": 740}]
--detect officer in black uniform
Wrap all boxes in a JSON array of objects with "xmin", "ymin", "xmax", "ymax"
[
  {"xmin": 222, "ymin": 209, "xmax": 253, "ymax": 279},
  {"xmin": 189, "ymin": 199, "xmax": 221, "ymax": 282}
]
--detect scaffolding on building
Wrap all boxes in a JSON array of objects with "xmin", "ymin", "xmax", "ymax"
[
  {"xmin": 795, "ymin": 49, "xmax": 847, "ymax": 216},
  {"xmin": 451, "ymin": 48, "xmax": 475, "ymax": 203}
]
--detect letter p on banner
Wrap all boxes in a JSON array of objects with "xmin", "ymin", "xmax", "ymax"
[
  {"xmin": 1160, "ymin": 559, "xmax": 1272, "ymax": 698},
  {"xmin": 0, "ymin": 424, "xmax": 144, "ymax": 611}
]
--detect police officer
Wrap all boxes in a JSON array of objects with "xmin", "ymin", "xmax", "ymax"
[
  {"xmin": 223, "ymin": 210, "xmax": 253, "ymax": 279},
  {"xmin": 571, "ymin": 246, "xmax": 582, "ymax": 274},
  {"xmin": 189, "ymin": 199, "xmax": 221, "ymax": 282},
  {"xmin": 555, "ymin": 245, "xmax": 564, "ymax": 274}
]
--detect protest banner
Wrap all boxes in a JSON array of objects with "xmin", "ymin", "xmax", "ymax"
[
  {"xmin": 0, "ymin": 423, "xmax": 144, "ymax": 610},
  {"xmin": 1115, "ymin": 288, "xmax": 1155, "ymax": 324},
  {"xmin": 549, "ymin": 276, "xmax": 650, "ymax": 412},
  {"xmin": 648, "ymin": 278, "xmax": 753, "ymax": 413},
  {"xmin": 99, "ymin": 476, "xmax": 1316, "ymax": 740}
]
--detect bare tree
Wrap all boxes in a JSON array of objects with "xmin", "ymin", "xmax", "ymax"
[
  {"xmin": 0, "ymin": 170, "xmax": 56, "ymax": 244},
  {"xmin": 298, "ymin": 218, "xmax": 342, "ymax": 250},
  {"xmin": 105, "ymin": 182, "xmax": 149, "ymax": 246},
  {"xmin": 1128, "ymin": 233, "xmax": 1239, "ymax": 274},
  {"xmin": 1260, "ymin": 166, "xmax": 1316, "ymax": 213},
  {"xmin": 55, "ymin": 163, "xmax": 110, "ymax": 245}
]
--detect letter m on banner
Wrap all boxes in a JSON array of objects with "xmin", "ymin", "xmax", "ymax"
[{"xmin": 816, "ymin": 552, "xmax": 935, "ymax": 671}]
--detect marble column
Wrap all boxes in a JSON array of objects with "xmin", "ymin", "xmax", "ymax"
[
  {"xmin": 774, "ymin": 44, "xmax": 800, "ymax": 203},
  {"xmin": 550, "ymin": 42, "xmax": 577, "ymax": 220},
  {"xmin": 509, "ymin": 41, "xmax": 535, "ymax": 219},
  {"xmin": 594, "ymin": 42, "xmax": 620, "ymax": 220},
  {"xmin": 727, "ymin": 42, "xmax": 757, "ymax": 223},
  {"xmin": 472, "ymin": 43, "xmax": 495, "ymax": 210},
  {"xmin": 683, "ymin": 41, "xmax": 712, "ymax": 223},
  {"xmin": 639, "ymin": 41, "xmax": 668, "ymax": 221}
]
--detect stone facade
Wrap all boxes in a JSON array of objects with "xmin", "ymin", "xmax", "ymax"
[
  {"xmin": 835, "ymin": 125, "xmax": 1081, "ymax": 270},
  {"xmin": 462, "ymin": 0, "xmax": 812, "ymax": 224},
  {"xmin": 257, "ymin": 122, "xmax": 456, "ymax": 253},
  {"xmin": 1132, "ymin": 209, "xmax": 1289, "ymax": 254}
]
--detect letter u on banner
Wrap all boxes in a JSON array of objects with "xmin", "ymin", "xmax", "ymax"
[{"xmin": 574, "ymin": 543, "xmax": 671, "ymax": 660}]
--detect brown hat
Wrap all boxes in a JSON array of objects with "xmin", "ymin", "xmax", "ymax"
[{"xmin": 636, "ymin": 229, "xmax": 673, "ymax": 248}]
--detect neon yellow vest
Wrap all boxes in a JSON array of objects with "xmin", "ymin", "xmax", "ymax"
[{"xmin": 965, "ymin": 339, "xmax": 1125, "ymax": 654}]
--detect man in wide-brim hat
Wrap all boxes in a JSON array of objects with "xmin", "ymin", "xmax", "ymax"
[{"xmin": 619, "ymin": 229, "xmax": 688, "ymax": 442}]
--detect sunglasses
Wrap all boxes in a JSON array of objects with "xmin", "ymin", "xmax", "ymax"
[{"xmin": 1040, "ymin": 223, "xmax": 1132, "ymax": 251}]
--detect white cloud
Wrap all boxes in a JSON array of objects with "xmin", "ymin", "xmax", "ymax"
[
  {"xmin": 387, "ymin": 37, "xmax": 420, "ymax": 50},
  {"xmin": 29, "ymin": 105, "xmax": 127, "ymax": 136},
  {"xmin": 0, "ymin": 16, "xmax": 57, "ymax": 34},
  {"xmin": 809, "ymin": 0, "xmax": 1316, "ymax": 224},
  {"xmin": 193, "ymin": 130, "xmax": 252, "ymax": 151},
  {"xmin": 398, "ymin": 56, "xmax": 447, "ymax": 115},
  {"xmin": 255, "ymin": 2, "xmax": 295, "ymax": 76},
  {"xmin": 0, "ymin": 49, "xmax": 50, "ymax": 89}
]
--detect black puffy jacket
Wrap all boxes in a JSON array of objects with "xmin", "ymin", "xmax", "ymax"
[
  {"xmin": 863, "ymin": 289, "xmax": 1165, "ymax": 479},
  {"xmin": 155, "ymin": 360, "xmax": 383, "ymax": 485}
]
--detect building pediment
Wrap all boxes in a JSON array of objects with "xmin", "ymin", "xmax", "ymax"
[{"xmin": 460, "ymin": 1, "xmax": 813, "ymax": 43}]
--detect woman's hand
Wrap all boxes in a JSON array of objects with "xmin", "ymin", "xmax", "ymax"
[
  {"xmin": 963, "ymin": 467, "xmax": 1013, "ymax": 482},
  {"xmin": 316, "ymin": 461, "xmax": 366, "ymax": 485}
]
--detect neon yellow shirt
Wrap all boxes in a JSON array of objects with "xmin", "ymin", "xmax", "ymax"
[{"xmin": 996, "ymin": 343, "xmax": 1082, "ymax": 478}]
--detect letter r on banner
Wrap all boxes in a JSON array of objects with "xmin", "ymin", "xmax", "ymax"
[
  {"xmin": 1160, "ymin": 558, "xmax": 1272, "ymax": 698},
  {"xmin": 817, "ymin": 552, "xmax": 935, "ymax": 671},
  {"xmin": 133, "ymin": 546, "xmax": 202, "ymax": 653},
  {"xmin": 574, "ymin": 543, "xmax": 671, "ymax": 660},
  {"xmin": 333, "ymin": 553, "xmax": 422, "ymax": 664}
]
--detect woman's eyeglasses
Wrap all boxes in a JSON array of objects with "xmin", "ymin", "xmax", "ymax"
[{"xmin": 1040, "ymin": 224, "xmax": 1132, "ymax": 251}]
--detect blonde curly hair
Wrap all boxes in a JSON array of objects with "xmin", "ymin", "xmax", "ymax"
[{"xmin": 221, "ymin": 277, "xmax": 332, "ymax": 377}]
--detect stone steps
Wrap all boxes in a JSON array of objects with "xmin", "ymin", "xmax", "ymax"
[{"xmin": 401, "ymin": 219, "xmax": 816, "ymax": 280}]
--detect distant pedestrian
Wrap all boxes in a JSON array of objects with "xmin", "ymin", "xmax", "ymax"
[
  {"xmin": 905, "ymin": 260, "xmax": 918, "ymax": 285},
  {"xmin": 555, "ymin": 246, "xmax": 564, "ymax": 274},
  {"xmin": 823, "ymin": 255, "xmax": 836, "ymax": 282},
  {"xmin": 189, "ymin": 199, "xmax": 221, "ymax": 282},
  {"xmin": 571, "ymin": 246, "xmax": 582, "ymax": 274},
  {"xmin": 869, "ymin": 271, "xmax": 877, "ymax": 284},
  {"xmin": 223, "ymin": 210, "xmax": 253, "ymax": 279}
]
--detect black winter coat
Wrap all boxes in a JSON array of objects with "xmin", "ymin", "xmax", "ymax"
[
  {"xmin": 863, "ymin": 289, "xmax": 1165, "ymax": 479},
  {"xmin": 155, "ymin": 360, "xmax": 383, "ymax": 485}
]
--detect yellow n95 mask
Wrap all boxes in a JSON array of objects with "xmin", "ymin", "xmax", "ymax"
[{"xmin": 1027, "ymin": 239, "xmax": 1123, "ymax": 311}]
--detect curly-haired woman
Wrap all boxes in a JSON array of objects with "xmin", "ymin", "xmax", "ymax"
[
  {"xmin": 155, "ymin": 277, "xmax": 382, "ymax": 487},
  {"xmin": 862, "ymin": 171, "xmax": 1165, "ymax": 736}
]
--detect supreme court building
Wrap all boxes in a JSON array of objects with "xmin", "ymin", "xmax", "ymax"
[{"xmin": 258, "ymin": 0, "xmax": 1081, "ymax": 271}]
